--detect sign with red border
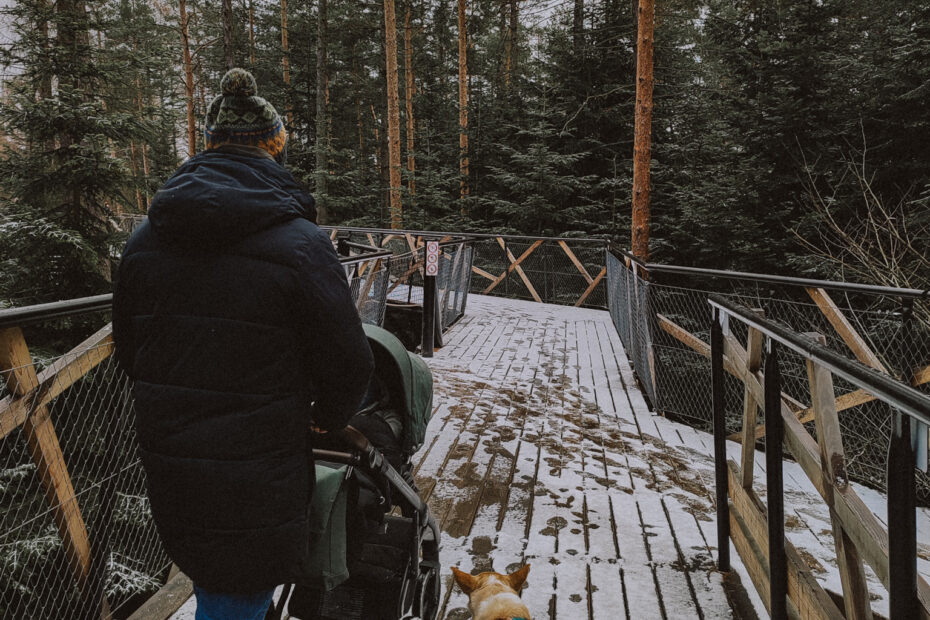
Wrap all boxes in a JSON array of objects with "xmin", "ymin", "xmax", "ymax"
[{"xmin": 425, "ymin": 241, "xmax": 439, "ymax": 276}]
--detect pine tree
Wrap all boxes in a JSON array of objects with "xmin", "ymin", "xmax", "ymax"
[{"xmin": 0, "ymin": 0, "xmax": 157, "ymax": 304}]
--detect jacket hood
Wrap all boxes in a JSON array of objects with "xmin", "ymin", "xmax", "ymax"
[{"xmin": 148, "ymin": 150, "xmax": 316, "ymax": 248}]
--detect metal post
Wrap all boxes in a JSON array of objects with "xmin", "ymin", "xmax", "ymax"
[
  {"xmin": 422, "ymin": 272, "xmax": 436, "ymax": 358},
  {"xmin": 764, "ymin": 339, "xmax": 787, "ymax": 620},
  {"xmin": 710, "ymin": 307, "xmax": 730, "ymax": 571},
  {"xmin": 888, "ymin": 299, "xmax": 918, "ymax": 619},
  {"xmin": 406, "ymin": 252, "xmax": 414, "ymax": 304}
]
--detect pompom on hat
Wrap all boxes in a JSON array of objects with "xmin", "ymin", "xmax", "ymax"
[{"xmin": 203, "ymin": 68, "xmax": 288, "ymax": 160}]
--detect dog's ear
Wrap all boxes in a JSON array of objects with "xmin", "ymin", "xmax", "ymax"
[
  {"xmin": 451, "ymin": 566, "xmax": 479, "ymax": 595},
  {"xmin": 507, "ymin": 564, "xmax": 531, "ymax": 591}
]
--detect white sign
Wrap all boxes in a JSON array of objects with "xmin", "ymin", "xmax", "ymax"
[{"xmin": 425, "ymin": 241, "xmax": 440, "ymax": 276}]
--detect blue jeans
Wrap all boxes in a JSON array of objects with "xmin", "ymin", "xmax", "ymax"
[{"xmin": 193, "ymin": 584, "xmax": 275, "ymax": 620}]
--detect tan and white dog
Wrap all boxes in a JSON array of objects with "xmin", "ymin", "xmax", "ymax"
[{"xmin": 451, "ymin": 565, "xmax": 532, "ymax": 620}]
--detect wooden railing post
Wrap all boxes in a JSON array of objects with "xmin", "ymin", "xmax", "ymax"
[
  {"xmin": 0, "ymin": 327, "xmax": 110, "ymax": 618},
  {"xmin": 806, "ymin": 333, "xmax": 872, "ymax": 620},
  {"xmin": 709, "ymin": 296, "xmax": 930, "ymax": 619},
  {"xmin": 738, "ymin": 319, "xmax": 764, "ymax": 490}
]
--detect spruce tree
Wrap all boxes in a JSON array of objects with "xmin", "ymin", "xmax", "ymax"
[{"xmin": 0, "ymin": 0, "xmax": 155, "ymax": 305}]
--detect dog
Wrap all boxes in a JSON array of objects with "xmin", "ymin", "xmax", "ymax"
[{"xmin": 451, "ymin": 565, "xmax": 532, "ymax": 620}]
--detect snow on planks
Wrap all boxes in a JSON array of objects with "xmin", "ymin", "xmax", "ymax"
[
  {"xmin": 427, "ymin": 295, "xmax": 736, "ymax": 619},
  {"xmin": 169, "ymin": 292, "xmax": 930, "ymax": 620},
  {"xmin": 427, "ymin": 294, "xmax": 930, "ymax": 620}
]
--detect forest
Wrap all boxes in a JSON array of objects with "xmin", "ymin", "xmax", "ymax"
[{"xmin": 0, "ymin": 0, "xmax": 929, "ymax": 308}]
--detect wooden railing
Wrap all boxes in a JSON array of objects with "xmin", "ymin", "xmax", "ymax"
[
  {"xmin": 709, "ymin": 296, "xmax": 930, "ymax": 620},
  {"xmin": 119, "ymin": 220, "xmax": 609, "ymax": 308},
  {"xmin": 323, "ymin": 227, "xmax": 610, "ymax": 308},
  {"xmin": 606, "ymin": 251, "xmax": 930, "ymax": 495},
  {"xmin": 0, "ymin": 248, "xmax": 394, "ymax": 619},
  {"xmin": 0, "ymin": 306, "xmax": 121, "ymax": 618}
]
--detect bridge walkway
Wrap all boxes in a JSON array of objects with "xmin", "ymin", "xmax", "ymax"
[
  {"xmin": 170, "ymin": 293, "xmax": 930, "ymax": 619},
  {"xmin": 172, "ymin": 294, "xmax": 743, "ymax": 619}
]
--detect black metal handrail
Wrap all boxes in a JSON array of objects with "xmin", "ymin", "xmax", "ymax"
[
  {"xmin": 0, "ymin": 294, "xmax": 113, "ymax": 330},
  {"xmin": 709, "ymin": 294, "xmax": 930, "ymax": 424},
  {"xmin": 339, "ymin": 241, "xmax": 395, "ymax": 260},
  {"xmin": 618, "ymin": 248, "xmax": 929, "ymax": 300},
  {"xmin": 709, "ymin": 294, "xmax": 927, "ymax": 619},
  {"xmin": 323, "ymin": 225, "xmax": 610, "ymax": 245}
]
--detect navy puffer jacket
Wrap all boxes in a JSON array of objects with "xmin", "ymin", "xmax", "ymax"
[{"xmin": 113, "ymin": 150, "xmax": 374, "ymax": 592}]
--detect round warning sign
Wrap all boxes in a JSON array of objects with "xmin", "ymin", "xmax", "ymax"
[{"xmin": 425, "ymin": 241, "xmax": 440, "ymax": 276}]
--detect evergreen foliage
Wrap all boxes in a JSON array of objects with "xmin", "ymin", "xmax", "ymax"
[
  {"xmin": 0, "ymin": 0, "xmax": 927, "ymax": 296},
  {"xmin": 0, "ymin": 0, "xmax": 172, "ymax": 306}
]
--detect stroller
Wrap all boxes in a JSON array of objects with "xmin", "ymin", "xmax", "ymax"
[{"xmin": 269, "ymin": 324, "xmax": 441, "ymax": 620}]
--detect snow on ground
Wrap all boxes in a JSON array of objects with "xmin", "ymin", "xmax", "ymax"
[{"xmin": 170, "ymin": 294, "xmax": 929, "ymax": 619}]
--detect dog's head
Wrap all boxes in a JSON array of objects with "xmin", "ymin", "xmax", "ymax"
[
  {"xmin": 451, "ymin": 565, "xmax": 532, "ymax": 620},
  {"xmin": 451, "ymin": 564, "xmax": 531, "ymax": 595}
]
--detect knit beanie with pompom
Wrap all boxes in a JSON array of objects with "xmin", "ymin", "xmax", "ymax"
[{"xmin": 203, "ymin": 68, "xmax": 288, "ymax": 161}]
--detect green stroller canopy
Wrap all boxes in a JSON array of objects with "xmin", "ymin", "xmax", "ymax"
[{"xmin": 363, "ymin": 323, "xmax": 434, "ymax": 454}]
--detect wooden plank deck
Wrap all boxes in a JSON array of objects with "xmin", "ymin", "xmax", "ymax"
[
  {"xmin": 169, "ymin": 293, "xmax": 930, "ymax": 619},
  {"xmin": 426, "ymin": 295, "xmax": 740, "ymax": 620}
]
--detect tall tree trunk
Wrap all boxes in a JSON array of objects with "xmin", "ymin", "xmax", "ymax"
[
  {"xmin": 57, "ymin": 0, "xmax": 85, "ymax": 215},
  {"xmin": 371, "ymin": 104, "xmax": 388, "ymax": 223},
  {"xmin": 506, "ymin": 0, "xmax": 516, "ymax": 89},
  {"xmin": 35, "ymin": 1, "xmax": 53, "ymax": 153},
  {"xmin": 498, "ymin": 1, "xmax": 506, "ymax": 85},
  {"xmin": 136, "ymin": 84, "xmax": 151, "ymax": 210},
  {"xmin": 281, "ymin": 0, "xmax": 293, "ymax": 126},
  {"xmin": 573, "ymin": 0, "xmax": 583, "ymax": 56},
  {"xmin": 631, "ymin": 0, "xmax": 654, "ymax": 261},
  {"xmin": 316, "ymin": 0, "xmax": 329, "ymax": 223},
  {"xmin": 354, "ymin": 45, "xmax": 364, "ymax": 166},
  {"xmin": 437, "ymin": 0, "xmax": 447, "ymax": 95},
  {"xmin": 384, "ymin": 0, "xmax": 403, "ymax": 229},
  {"xmin": 197, "ymin": 51, "xmax": 208, "ymax": 116},
  {"xmin": 404, "ymin": 1, "xmax": 416, "ymax": 197},
  {"xmin": 222, "ymin": 0, "xmax": 234, "ymax": 70},
  {"xmin": 38, "ymin": 3, "xmax": 52, "ymax": 103},
  {"xmin": 129, "ymin": 140, "xmax": 142, "ymax": 213},
  {"xmin": 179, "ymin": 0, "xmax": 196, "ymax": 157},
  {"xmin": 457, "ymin": 0, "xmax": 469, "ymax": 205},
  {"xmin": 248, "ymin": 0, "xmax": 256, "ymax": 66}
]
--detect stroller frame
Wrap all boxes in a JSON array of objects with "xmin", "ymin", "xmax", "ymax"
[{"xmin": 269, "ymin": 427, "xmax": 441, "ymax": 620}]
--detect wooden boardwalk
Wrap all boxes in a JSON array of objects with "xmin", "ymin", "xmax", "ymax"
[
  {"xmin": 170, "ymin": 293, "xmax": 930, "ymax": 619},
  {"xmin": 423, "ymin": 295, "xmax": 739, "ymax": 620}
]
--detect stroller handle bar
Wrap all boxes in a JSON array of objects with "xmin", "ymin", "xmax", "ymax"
[{"xmin": 315, "ymin": 426, "xmax": 431, "ymax": 519}]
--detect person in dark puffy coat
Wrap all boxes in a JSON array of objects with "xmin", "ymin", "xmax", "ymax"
[{"xmin": 112, "ymin": 68, "xmax": 374, "ymax": 620}]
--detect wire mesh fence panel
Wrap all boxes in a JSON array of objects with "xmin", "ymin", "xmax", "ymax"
[
  {"xmin": 469, "ymin": 238, "xmax": 609, "ymax": 308},
  {"xmin": 0, "ymin": 342, "xmax": 170, "ymax": 620},
  {"xmin": 321, "ymin": 228, "xmax": 610, "ymax": 309},
  {"xmin": 436, "ymin": 243, "xmax": 473, "ymax": 330},
  {"xmin": 606, "ymin": 253, "xmax": 930, "ymax": 504},
  {"xmin": 347, "ymin": 260, "xmax": 390, "ymax": 327},
  {"xmin": 386, "ymin": 250, "xmax": 424, "ymax": 307},
  {"xmin": 606, "ymin": 255, "xmax": 657, "ymax": 405}
]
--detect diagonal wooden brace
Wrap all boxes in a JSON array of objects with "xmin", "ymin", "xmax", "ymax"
[{"xmin": 0, "ymin": 328, "xmax": 94, "ymax": 591}]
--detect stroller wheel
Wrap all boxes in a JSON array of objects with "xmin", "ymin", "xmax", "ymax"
[{"xmin": 414, "ymin": 562, "xmax": 440, "ymax": 620}]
